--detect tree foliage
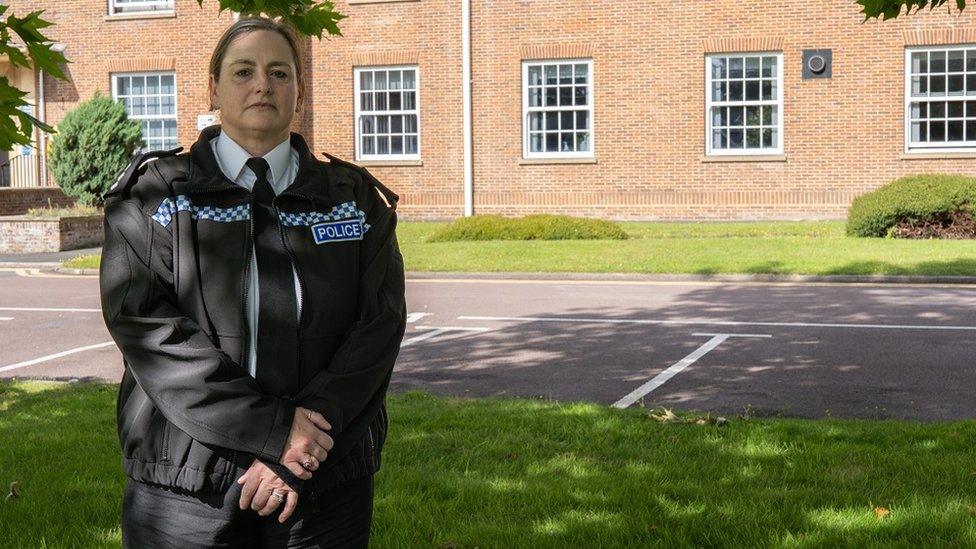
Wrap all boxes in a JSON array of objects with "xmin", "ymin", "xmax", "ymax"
[
  {"xmin": 48, "ymin": 93, "xmax": 142, "ymax": 206},
  {"xmin": 857, "ymin": 0, "xmax": 966, "ymax": 20}
]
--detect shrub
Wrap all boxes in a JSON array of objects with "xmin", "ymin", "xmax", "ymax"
[
  {"xmin": 845, "ymin": 173, "xmax": 976, "ymax": 237},
  {"xmin": 48, "ymin": 93, "xmax": 143, "ymax": 206},
  {"xmin": 426, "ymin": 214, "xmax": 629, "ymax": 242}
]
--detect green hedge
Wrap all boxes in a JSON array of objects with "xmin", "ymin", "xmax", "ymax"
[
  {"xmin": 845, "ymin": 173, "xmax": 976, "ymax": 237},
  {"xmin": 426, "ymin": 214, "xmax": 629, "ymax": 242}
]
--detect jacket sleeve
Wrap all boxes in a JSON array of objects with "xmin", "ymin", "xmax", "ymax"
[
  {"xmin": 294, "ymin": 169, "xmax": 407, "ymax": 459},
  {"xmin": 100, "ymin": 181, "xmax": 296, "ymax": 465}
]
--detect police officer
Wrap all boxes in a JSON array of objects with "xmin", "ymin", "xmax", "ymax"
[{"xmin": 100, "ymin": 16, "xmax": 406, "ymax": 548}]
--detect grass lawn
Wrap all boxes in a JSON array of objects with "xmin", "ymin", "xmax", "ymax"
[
  {"xmin": 2, "ymin": 379, "xmax": 976, "ymax": 547},
  {"xmin": 67, "ymin": 220, "xmax": 976, "ymax": 276}
]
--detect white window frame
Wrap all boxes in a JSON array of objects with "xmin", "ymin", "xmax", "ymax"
[
  {"xmin": 904, "ymin": 44, "xmax": 976, "ymax": 154},
  {"xmin": 108, "ymin": 0, "xmax": 174, "ymax": 15},
  {"xmin": 353, "ymin": 65, "xmax": 421, "ymax": 162},
  {"xmin": 111, "ymin": 71, "xmax": 179, "ymax": 153},
  {"xmin": 521, "ymin": 58, "xmax": 595, "ymax": 159},
  {"xmin": 704, "ymin": 51, "xmax": 784, "ymax": 156}
]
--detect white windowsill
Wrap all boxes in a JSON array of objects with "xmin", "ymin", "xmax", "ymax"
[
  {"xmin": 701, "ymin": 154, "xmax": 787, "ymax": 163},
  {"xmin": 105, "ymin": 11, "xmax": 176, "ymax": 21},
  {"xmin": 355, "ymin": 159, "xmax": 423, "ymax": 167},
  {"xmin": 900, "ymin": 151, "xmax": 976, "ymax": 160},
  {"xmin": 518, "ymin": 157, "xmax": 597, "ymax": 165}
]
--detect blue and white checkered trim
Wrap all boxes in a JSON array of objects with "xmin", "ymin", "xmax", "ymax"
[
  {"xmin": 151, "ymin": 195, "xmax": 250, "ymax": 227},
  {"xmin": 278, "ymin": 201, "xmax": 370, "ymax": 233}
]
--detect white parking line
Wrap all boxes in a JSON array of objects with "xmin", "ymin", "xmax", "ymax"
[
  {"xmin": 0, "ymin": 318, "xmax": 11, "ymax": 321},
  {"xmin": 459, "ymin": 315, "xmax": 976, "ymax": 332},
  {"xmin": 0, "ymin": 307, "xmax": 100, "ymax": 313},
  {"xmin": 400, "ymin": 325, "xmax": 491, "ymax": 348},
  {"xmin": 406, "ymin": 312, "xmax": 431, "ymax": 323},
  {"xmin": 0, "ymin": 341, "xmax": 116, "ymax": 374},
  {"xmin": 613, "ymin": 335, "xmax": 730, "ymax": 409},
  {"xmin": 400, "ymin": 329, "xmax": 449, "ymax": 348}
]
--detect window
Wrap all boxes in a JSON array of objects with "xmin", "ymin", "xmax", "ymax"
[
  {"xmin": 522, "ymin": 59, "xmax": 593, "ymax": 158},
  {"xmin": 109, "ymin": 0, "xmax": 174, "ymax": 15},
  {"xmin": 905, "ymin": 45, "xmax": 976, "ymax": 152},
  {"xmin": 112, "ymin": 72, "xmax": 178, "ymax": 152},
  {"xmin": 354, "ymin": 66, "xmax": 420, "ymax": 161},
  {"xmin": 705, "ymin": 52, "xmax": 783, "ymax": 155}
]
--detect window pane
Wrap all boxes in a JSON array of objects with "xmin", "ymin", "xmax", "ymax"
[
  {"xmin": 931, "ymin": 51, "xmax": 946, "ymax": 73},
  {"xmin": 559, "ymin": 86, "xmax": 572, "ymax": 106},
  {"xmin": 560, "ymin": 111, "xmax": 573, "ymax": 130},
  {"xmin": 377, "ymin": 115, "xmax": 389, "ymax": 133},
  {"xmin": 529, "ymin": 112, "xmax": 543, "ymax": 131},
  {"xmin": 391, "ymin": 135, "xmax": 403, "ymax": 154},
  {"xmin": 165, "ymin": 120, "xmax": 176, "ymax": 137},
  {"xmin": 967, "ymin": 101, "xmax": 976, "ymax": 117},
  {"xmin": 361, "ymin": 116, "xmax": 375, "ymax": 134},
  {"xmin": 761, "ymin": 106, "xmax": 771, "ymax": 125},
  {"xmin": 711, "ymin": 57, "xmax": 726, "ymax": 79},
  {"xmin": 161, "ymin": 75, "xmax": 174, "ymax": 95},
  {"xmin": 948, "ymin": 50, "xmax": 965, "ymax": 72},
  {"xmin": 161, "ymin": 95, "xmax": 174, "ymax": 115},
  {"xmin": 948, "ymin": 101, "xmax": 964, "ymax": 118},
  {"xmin": 713, "ymin": 106, "xmax": 726, "ymax": 126},
  {"xmin": 729, "ymin": 128, "xmax": 743, "ymax": 148},
  {"xmin": 729, "ymin": 57, "xmax": 743, "ymax": 79},
  {"xmin": 769, "ymin": 106, "xmax": 778, "ymax": 125},
  {"xmin": 967, "ymin": 120, "xmax": 976, "ymax": 141},
  {"xmin": 146, "ymin": 97, "xmax": 160, "ymax": 116},
  {"xmin": 560, "ymin": 132, "xmax": 573, "ymax": 151},
  {"xmin": 762, "ymin": 56, "xmax": 776, "ymax": 78},
  {"xmin": 912, "ymin": 51, "xmax": 928, "ymax": 74},
  {"xmin": 131, "ymin": 97, "xmax": 145, "ymax": 116},
  {"xmin": 376, "ymin": 92, "xmax": 387, "ymax": 110},
  {"xmin": 576, "ymin": 110, "xmax": 588, "ymax": 130},
  {"xmin": 530, "ymin": 133, "xmax": 543, "ymax": 152},
  {"xmin": 361, "ymin": 92, "xmax": 373, "ymax": 111},
  {"xmin": 931, "ymin": 101, "xmax": 946, "ymax": 117},
  {"xmin": 545, "ymin": 132, "xmax": 558, "ymax": 151},
  {"xmin": 761, "ymin": 80, "xmax": 773, "ymax": 100},
  {"xmin": 362, "ymin": 136, "xmax": 374, "ymax": 155},
  {"xmin": 712, "ymin": 128, "xmax": 726, "ymax": 149},
  {"xmin": 930, "ymin": 75, "xmax": 946, "ymax": 95},
  {"xmin": 117, "ymin": 77, "xmax": 131, "ymax": 96},
  {"xmin": 574, "ymin": 64, "xmax": 588, "ymax": 84},
  {"xmin": 528, "ymin": 66, "xmax": 542, "ymax": 86},
  {"xmin": 389, "ymin": 71, "xmax": 401, "ymax": 91},
  {"xmin": 147, "ymin": 75, "xmax": 159, "ymax": 95},
  {"xmin": 745, "ymin": 57, "xmax": 760, "ymax": 79},
  {"xmin": 545, "ymin": 87, "xmax": 557, "ymax": 107},
  {"xmin": 968, "ymin": 75, "xmax": 976, "ymax": 96},
  {"xmin": 911, "ymin": 121, "xmax": 925, "ymax": 142},
  {"xmin": 746, "ymin": 128, "xmax": 760, "ymax": 148},
  {"xmin": 949, "ymin": 75, "xmax": 965, "ymax": 96},
  {"xmin": 574, "ymin": 86, "xmax": 588, "ymax": 106},
  {"xmin": 546, "ymin": 112, "xmax": 558, "ymax": 130},
  {"xmin": 403, "ymin": 69, "xmax": 416, "ymax": 90},
  {"xmin": 391, "ymin": 115, "xmax": 403, "ymax": 133},
  {"xmin": 762, "ymin": 128, "xmax": 773, "ymax": 148},
  {"xmin": 375, "ymin": 72, "xmax": 387, "ymax": 91},
  {"xmin": 746, "ymin": 106, "xmax": 760, "ymax": 126},
  {"xmin": 405, "ymin": 115, "xmax": 418, "ymax": 133},
  {"xmin": 544, "ymin": 65, "xmax": 557, "ymax": 85},
  {"xmin": 403, "ymin": 91, "xmax": 416, "ymax": 110},
  {"xmin": 730, "ymin": 106, "xmax": 744, "ymax": 126},
  {"xmin": 406, "ymin": 135, "xmax": 418, "ymax": 154},
  {"xmin": 360, "ymin": 71, "xmax": 372, "ymax": 91},
  {"xmin": 529, "ymin": 88, "xmax": 542, "ymax": 107},
  {"xmin": 559, "ymin": 64, "xmax": 572, "ymax": 85},
  {"xmin": 931, "ymin": 120, "xmax": 946, "ymax": 140},
  {"xmin": 390, "ymin": 92, "xmax": 401, "ymax": 110},
  {"xmin": 745, "ymin": 80, "xmax": 760, "ymax": 101},
  {"xmin": 948, "ymin": 120, "xmax": 964, "ymax": 141},
  {"xmin": 911, "ymin": 76, "xmax": 926, "ymax": 96},
  {"xmin": 576, "ymin": 132, "xmax": 590, "ymax": 152},
  {"xmin": 910, "ymin": 102, "xmax": 927, "ymax": 118},
  {"xmin": 378, "ymin": 135, "xmax": 390, "ymax": 154},
  {"xmin": 712, "ymin": 82, "xmax": 726, "ymax": 102},
  {"xmin": 968, "ymin": 50, "xmax": 976, "ymax": 72},
  {"xmin": 729, "ymin": 81, "xmax": 743, "ymax": 101}
]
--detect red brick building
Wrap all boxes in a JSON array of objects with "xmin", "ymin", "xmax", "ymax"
[{"xmin": 5, "ymin": 0, "xmax": 976, "ymax": 219}]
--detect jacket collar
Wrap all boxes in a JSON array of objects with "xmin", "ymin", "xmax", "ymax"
[{"xmin": 187, "ymin": 124, "xmax": 334, "ymax": 205}]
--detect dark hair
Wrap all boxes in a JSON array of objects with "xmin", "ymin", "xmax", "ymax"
[{"xmin": 208, "ymin": 16, "xmax": 305, "ymax": 109}]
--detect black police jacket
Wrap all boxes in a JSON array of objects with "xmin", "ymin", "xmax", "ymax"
[{"xmin": 99, "ymin": 124, "xmax": 407, "ymax": 498}]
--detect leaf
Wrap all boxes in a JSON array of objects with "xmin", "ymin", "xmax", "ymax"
[{"xmin": 874, "ymin": 506, "xmax": 891, "ymax": 519}]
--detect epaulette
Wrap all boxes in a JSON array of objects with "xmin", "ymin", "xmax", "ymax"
[
  {"xmin": 320, "ymin": 151, "xmax": 400, "ymax": 211},
  {"xmin": 105, "ymin": 146, "xmax": 184, "ymax": 199}
]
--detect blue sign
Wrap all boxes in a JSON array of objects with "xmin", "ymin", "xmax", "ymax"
[{"xmin": 311, "ymin": 219, "xmax": 364, "ymax": 244}]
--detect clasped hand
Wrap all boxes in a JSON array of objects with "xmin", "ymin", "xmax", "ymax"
[{"xmin": 236, "ymin": 406, "xmax": 333, "ymax": 522}]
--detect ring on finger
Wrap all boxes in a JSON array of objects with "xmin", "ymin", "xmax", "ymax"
[
  {"xmin": 306, "ymin": 410, "xmax": 312, "ymax": 420},
  {"xmin": 302, "ymin": 454, "xmax": 316, "ymax": 470},
  {"xmin": 270, "ymin": 489, "xmax": 286, "ymax": 503}
]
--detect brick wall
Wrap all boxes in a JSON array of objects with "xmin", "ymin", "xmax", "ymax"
[
  {"xmin": 0, "ymin": 216, "xmax": 102, "ymax": 253},
  {"xmin": 0, "ymin": 188, "xmax": 75, "ymax": 216},
  {"xmin": 14, "ymin": 0, "xmax": 976, "ymax": 220}
]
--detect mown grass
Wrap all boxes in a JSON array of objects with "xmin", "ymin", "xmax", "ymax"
[
  {"xmin": 2, "ymin": 380, "xmax": 976, "ymax": 547},
  {"xmin": 63, "ymin": 220, "xmax": 976, "ymax": 276},
  {"xmin": 62, "ymin": 254, "xmax": 101, "ymax": 270}
]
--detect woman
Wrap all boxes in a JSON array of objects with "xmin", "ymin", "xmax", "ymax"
[{"xmin": 100, "ymin": 15, "xmax": 406, "ymax": 548}]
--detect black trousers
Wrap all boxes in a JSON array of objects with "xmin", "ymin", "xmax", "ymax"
[{"xmin": 121, "ymin": 471, "xmax": 374, "ymax": 549}]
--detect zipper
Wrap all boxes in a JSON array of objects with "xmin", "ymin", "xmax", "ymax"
[
  {"xmin": 273, "ymin": 196, "xmax": 306, "ymax": 395},
  {"xmin": 161, "ymin": 420, "xmax": 171, "ymax": 463},
  {"xmin": 240, "ymin": 192, "xmax": 255, "ymax": 374}
]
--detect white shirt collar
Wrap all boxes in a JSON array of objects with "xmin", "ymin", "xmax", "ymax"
[{"xmin": 213, "ymin": 130, "xmax": 292, "ymax": 187}]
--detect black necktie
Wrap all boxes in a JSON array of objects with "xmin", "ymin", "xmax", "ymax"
[{"xmin": 246, "ymin": 157, "xmax": 298, "ymax": 397}]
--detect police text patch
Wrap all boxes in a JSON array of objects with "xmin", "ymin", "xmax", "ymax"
[{"xmin": 312, "ymin": 219, "xmax": 364, "ymax": 244}]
